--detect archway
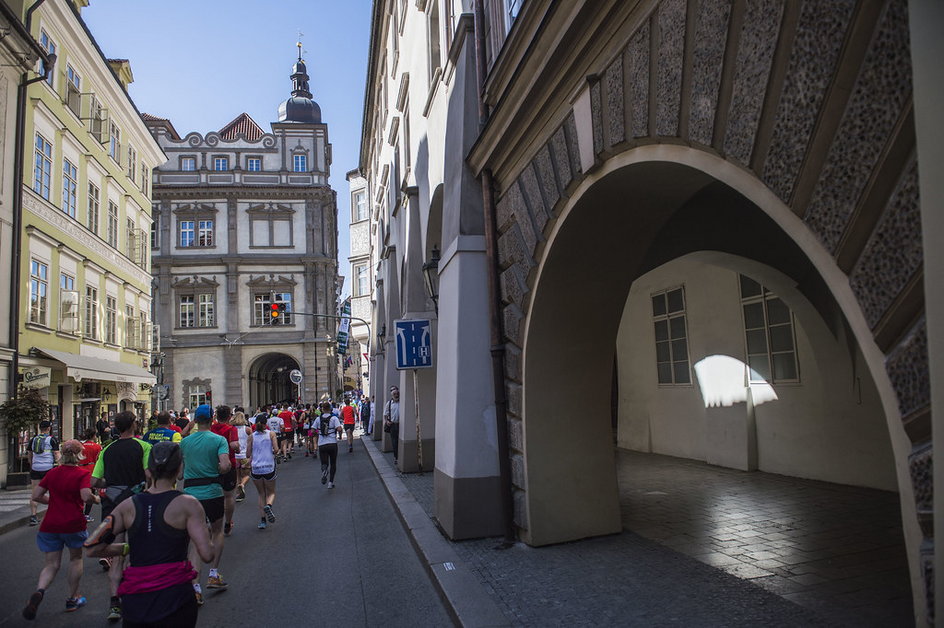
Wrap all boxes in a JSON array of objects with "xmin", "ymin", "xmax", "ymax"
[
  {"xmin": 518, "ymin": 152, "xmax": 917, "ymax": 597},
  {"xmin": 248, "ymin": 353, "xmax": 301, "ymax": 410}
]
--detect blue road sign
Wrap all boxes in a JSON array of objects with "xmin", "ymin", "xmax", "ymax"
[{"xmin": 394, "ymin": 319, "xmax": 433, "ymax": 370}]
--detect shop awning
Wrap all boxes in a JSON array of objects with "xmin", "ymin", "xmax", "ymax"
[{"xmin": 32, "ymin": 348, "xmax": 156, "ymax": 385}]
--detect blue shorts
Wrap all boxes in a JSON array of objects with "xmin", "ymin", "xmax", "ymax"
[{"xmin": 36, "ymin": 530, "xmax": 88, "ymax": 553}]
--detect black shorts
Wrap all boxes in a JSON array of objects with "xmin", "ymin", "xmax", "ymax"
[
  {"xmin": 344, "ymin": 424, "xmax": 355, "ymax": 431},
  {"xmin": 198, "ymin": 497, "xmax": 225, "ymax": 523},
  {"xmin": 219, "ymin": 468, "xmax": 237, "ymax": 492},
  {"xmin": 29, "ymin": 469, "xmax": 49, "ymax": 481},
  {"xmin": 279, "ymin": 431, "xmax": 293, "ymax": 443},
  {"xmin": 250, "ymin": 470, "xmax": 276, "ymax": 481}
]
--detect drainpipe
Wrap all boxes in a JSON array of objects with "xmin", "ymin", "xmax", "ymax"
[
  {"xmin": 9, "ymin": 0, "xmax": 54, "ymax": 400},
  {"xmin": 472, "ymin": 1, "xmax": 516, "ymax": 546}
]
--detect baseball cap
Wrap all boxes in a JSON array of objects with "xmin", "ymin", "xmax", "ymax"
[{"xmin": 194, "ymin": 404, "xmax": 213, "ymax": 422}]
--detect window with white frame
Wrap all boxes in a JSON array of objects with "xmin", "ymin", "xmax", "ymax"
[
  {"xmin": 107, "ymin": 201, "xmax": 119, "ymax": 248},
  {"xmin": 65, "ymin": 65, "xmax": 81, "ymax": 115},
  {"xmin": 354, "ymin": 263, "xmax": 369, "ymax": 297},
  {"xmin": 179, "ymin": 220, "xmax": 194, "ymax": 247},
  {"xmin": 188, "ymin": 386, "xmax": 207, "ymax": 409},
  {"xmin": 652, "ymin": 287, "xmax": 691, "ymax": 385},
  {"xmin": 87, "ymin": 183, "xmax": 100, "ymax": 233},
  {"xmin": 33, "ymin": 134, "xmax": 52, "ymax": 200},
  {"xmin": 140, "ymin": 164, "xmax": 149, "ymax": 194},
  {"xmin": 29, "ymin": 259, "xmax": 48, "ymax": 325},
  {"xmin": 353, "ymin": 190, "xmax": 367, "ymax": 222},
  {"xmin": 105, "ymin": 295, "xmax": 117, "ymax": 344},
  {"xmin": 293, "ymin": 154, "xmax": 307, "ymax": 172},
  {"xmin": 739, "ymin": 275, "xmax": 799, "ymax": 383},
  {"xmin": 39, "ymin": 30, "xmax": 55, "ymax": 87},
  {"xmin": 247, "ymin": 157, "xmax": 261, "ymax": 172},
  {"xmin": 427, "ymin": 0, "xmax": 441, "ymax": 83},
  {"xmin": 109, "ymin": 123, "xmax": 120, "ymax": 162},
  {"xmin": 180, "ymin": 156, "xmax": 196, "ymax": 171},
  {"xmin": 198, "ymin": 220, "xmax": 213, "ymax": 246},
  {"xmin": 60, "ymin": 273, "xmax": 73, "ymax": 291},
  {"xmin": 253, "ymin": 292, "xmax": 292, "ymax": 326},
  {"xmin": 150, "ymin": 214, "xmax": 159, "ymax": 250},
  {"xmin": 213, "ymin": 156, "xmax": 228, "ymax": 171},
  {"xmin": 199, "ymin": 293, "xmax": 215, "ymax": 327},
  {"xmin": 127, "ymin": 145, "xmax": 137, "ymax": 179},
  {"xmin": 60, "ymin": 274, "xmax": 77, "ymax": 332},
  {"xmin": 84, "ymin": 285, "xmax": 99, "ymax": 339},
  {"xmin": 126, "ymin": 218, "xmax": 136, "ymax": 258},
  {"xmin": 179, "ymin": 294, "xmax": 195, "ymax": 327},
  {"xmin": 62, "ymin": 159, "xmax": 77, "ymax": 217},
  {"xmin": 125, "ymin": 305, "xmax": 135, "ymax": 347}
]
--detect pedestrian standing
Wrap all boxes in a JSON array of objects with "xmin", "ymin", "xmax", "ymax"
[
  {"xmin": 28, "ymin": 420, "xmax": 60, "ymax": 526},
  {"xmin": 21, "ymin": 439, "xmax": 93, "ymax": 620},
  {"xmin": 95, "ymin": 413, "xmax": 110, "ymax": 442},
  {"xmin": 233, "ymin": 411, "xmax": 251, "ymax": 502},
  {"xmin": 246, "ymin": 414, "xmax": 278, "ymax": 529},
  {"xmin": 178, "ymin": 404, "xmax": 231, "ymax": 603},
  {"xmin": 78, "ymin": 430, "xmax": 102, "ymax": 522},
  {"xmin": 361, "ymin": 395, "xmax": 372, "ymax": 435},
  {"xmin": 316, "ymin": 402, "xmax": 342, "ymax": 488},
  {"xmin": 210, "ymin": 405, "xmax": 240, "ymax": 536},
  {"xmin": 90, "ymin": 411, "xmax": 151, "ymax": 622},
  {"xmin": 383, "ymin": 386, "xmax": 401, "ymax": 465},
  {"xmin": 340, "ymin": 399, "xmax": 358, "ymax": 453},
  {"xmin": 85, "ymin": 441, "xmax": 215, "ymax": 628}
]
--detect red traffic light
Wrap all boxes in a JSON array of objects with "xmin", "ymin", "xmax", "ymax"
[{"xmin": 270, "ymin": 302, "xmax": 280, "ymax": 318}]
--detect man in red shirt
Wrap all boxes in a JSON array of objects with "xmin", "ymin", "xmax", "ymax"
[
  {"xmin": 277, "ymin": 405, "xmax": 295, "ymax": 461},
  {"xmin": 22, "ymin": 439, "xmax": 94, "ymax": 619},
  {"xmin": 340, "ymin": 399, "xmax": 358, "ymax": 453},
  {"xmin": 78, "ymin": 430, "xmax": 102, "ymax": 522},
  {"xmin": 210, "ymin": 405, "xmax": 240, "ymax": 536}
]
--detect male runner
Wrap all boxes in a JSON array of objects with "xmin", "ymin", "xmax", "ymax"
[
  {"xmin": 340, "ymin": 399, "xmax": 358, "ymax": 453},
  {"xmin": 277, "ymin": 404, "xmax": 295, "ymax": 460},
  {"xmin": 210, "ymin": 405, "xmax": 239, "ymax": 536},
  {"xmin": 142, "ymin": 412, "xmax": 182, "ymax": 445}
]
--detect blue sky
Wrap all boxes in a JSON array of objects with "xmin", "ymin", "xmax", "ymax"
[{"xmin": 82, "ymin": 0, "xmax": 373, "ymax": 297}]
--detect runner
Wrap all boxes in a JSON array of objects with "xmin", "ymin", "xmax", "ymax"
[
  {"xmin": 85, "ymin": 441, "xmax": 215, "ymax": 628},
  {"xmin": 277, "ymin": 404, "xmax": 295, "ymax": 461},
  {"xmin": 266, "ymin": 408, "xmax": 283, "ymax": 462},
  {"xmin": 78, "ymin": 430, "xmax": 102, "ymax": 522},
  {"xmin": 245, "ymin": 414, "xmax": 278, "ymax": 529},
  {"xmin": 21, "ymin": 440, "xmax": 92, "ymax": 620},
  {"xmin": 142, "ymin": 412, "xmax": 182, "ymax": 445},
  {"xmin": 340, "ymin": 399, "xmax": 358, "ymax": 453},
  {"xmin": 316, "ymin": 402, "xmax": 342, "ymax": 489},
  {"xmin": 28, "ymin": 420, "xmax": 60, "ymax": 526},
  {"xmin": 232, "ymin": 410, "xmax": 251, "ymax": 502},
  {"xmin": 178, "ymin": 404, "xmax": 231, "ymax": 604},
  {"xmin": 90, "ymin": 411, "xmax": 151, "ymax": 622},
  {"xmin": 210, "ymin": 405, "xmax": 240, "ymax": 536},
  {"xmin": 294, "ymin": 405, "xmax": 307, "ymax": 449}
]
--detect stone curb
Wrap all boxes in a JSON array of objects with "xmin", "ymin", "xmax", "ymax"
[
  {"xmin": 0, "ymin": 493, "xmax": 45, "ymax": 537},
  {"xmin": 361, "ymin": 437, "xmax": 511, "ymax": 628}
]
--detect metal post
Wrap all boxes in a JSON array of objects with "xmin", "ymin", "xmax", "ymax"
[{"xmin": 413, "ymin": 368, "xmax": 423, "ymax": 472}]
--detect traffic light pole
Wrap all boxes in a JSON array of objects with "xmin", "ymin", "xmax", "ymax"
[{"xmin": 289, "ymin": 312, "xmax": 372, "ymax": 399}]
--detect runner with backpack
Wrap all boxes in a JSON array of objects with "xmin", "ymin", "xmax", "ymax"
[{"xmin": 28, "ymin": 421, "xmax": 60, "ymax": 526}]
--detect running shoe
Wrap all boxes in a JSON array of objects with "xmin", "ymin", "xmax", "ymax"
[
  {"xmin": 349, "ymin": 446, "xmax": 353, "ymax": 453},
  {"xmin": 207, "ymin": 574, "xmax": 228, "ymax": 590},
  {"xmin": 223, "ymin": 521, "xmax": 233, "ymax": 536},
  {"xmin": 194, "ymin": 592, "xmax": 204, "ymax": 607},
  {"xmin": 263, "ymin": 504, "xmax": 276, "ymax": 523},
  {"xmin": 106, "ymin": 604, "xmax": 122, "ymax": 621},
  {"xmin": 28, "ymin": 515, "xmax": 38, "ymax": 526},
  {"xmin": 258, "ymin": 519, "xmax": 267, "ymax": 529},
  {"xmin": 22, "ymin": 590, "xmax": 43, "ymax": 620},
  {"xmin": 327, "ymin": 481, "xmax": 334, "ymax": 489},
  {"xmin": 65, "ymin": 596, "xmax": 87, "ymax": 612},
  {"xmin": 99, "ymin": 557, "xmax": 110, "ymax": 572},
  {"xmin": 236, "ymin": 485, "xmax": 246, "ymax": 502},
  {"xmin": 321, "ymin": 467, "xmax": 328, "ymax": 484}
]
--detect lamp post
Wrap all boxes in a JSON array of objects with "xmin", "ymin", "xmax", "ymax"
[{"xmin": 422, "ymin": 246, "xmax": 441, "ymax": 313}]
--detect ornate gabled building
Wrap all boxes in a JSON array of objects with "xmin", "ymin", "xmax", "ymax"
[{"xmin": 145, "ymin": 48, "xmax": 339, "ymax": 411}]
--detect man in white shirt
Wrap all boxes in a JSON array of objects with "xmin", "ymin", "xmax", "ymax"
[{"xmin": 383, "ymin": 386, "xmax": 400, "ymax": 465}]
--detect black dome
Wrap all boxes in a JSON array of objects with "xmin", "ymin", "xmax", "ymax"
[{"xmin": 278, "ymin": 96, "xmax": 321, "ymax": 123}]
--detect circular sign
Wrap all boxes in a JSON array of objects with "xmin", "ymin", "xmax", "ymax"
[{"xmin": 289, "ymin": 369, "xmax": 303, "ymax": 384}]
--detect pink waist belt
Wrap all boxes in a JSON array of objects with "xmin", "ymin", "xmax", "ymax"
[{"xmin": 117, "ymin": 560, "xmax": 197, "ymax": 596}]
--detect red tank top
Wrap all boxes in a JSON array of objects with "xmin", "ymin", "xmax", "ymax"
[{"xmin": 341, "ymin": 406, "xmax": 356, "ymax": 425}]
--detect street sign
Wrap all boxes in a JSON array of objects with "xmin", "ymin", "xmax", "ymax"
[
  {"xmin": 289, "ymin": 369, "xmax": 303, "ymax": 384},
  {"xmin": 394, "ymin": 319, "xmax": 433, "ymax": 370}
]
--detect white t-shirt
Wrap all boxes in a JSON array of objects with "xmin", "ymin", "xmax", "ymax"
[
  {"xmin": 250, "ymin": 430, "xmax": 276, "ymax": 474},
  {"xmin": 235, "ymin": 425, "xmax": 249, "ymax": 460},
  {"xmin": 266, "ymin": 416, "xmax": 282, "ymax": 434},
  {"xmin": 316, "ymin": 415, "xmax": 342, "ymax": 447}
]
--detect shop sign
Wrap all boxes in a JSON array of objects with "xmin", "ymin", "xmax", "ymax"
[{"xmin": 20, "ymin": 366, "xmax": 51, "ymax": 389}]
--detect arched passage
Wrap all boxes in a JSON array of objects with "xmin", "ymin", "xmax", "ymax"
[
  {"xmin": 518, "ymin": 152, "xmax": 918, "ymax": 600},
  {"xmin": 248, "ymin": 353, "xmax": 301, "ymax": 410}
]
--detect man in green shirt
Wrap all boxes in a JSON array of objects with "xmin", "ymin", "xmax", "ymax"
[{"xmin": 179, "ymin": 404, "xmax": 230, "ymax": 601}]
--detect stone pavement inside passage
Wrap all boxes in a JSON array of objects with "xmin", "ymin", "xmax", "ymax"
[{"xmin": 380, "ymin": 446, "xmax": 913, "ymax": 627}]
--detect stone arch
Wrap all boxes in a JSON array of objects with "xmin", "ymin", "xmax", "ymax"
[{"xmin": 247, "ymin": 352, "xmax": 301, "ymax": 410}]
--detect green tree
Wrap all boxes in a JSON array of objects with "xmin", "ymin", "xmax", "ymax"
[{"xmin": 0, "ymin": 388, "xmax": 51, "ymax": 434}]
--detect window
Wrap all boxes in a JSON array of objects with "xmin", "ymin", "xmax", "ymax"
[
  {"xmin": 60, "ymin": 273, "xmax": 74, "ymax": 291},
  {"xmin": 106, "ymin": 201, "xmax": 119, "ymax": 248},
  {"xmin": 198, "ymin": 220, "xmax": 214, "ymax": 246},
  {"xmin": 180, "ymin": 157, "xmax": 196, "ymax": 171},
  {"xmin": 427, "ymin": 0, "xmax": 441, "ymax": 83},
  {"xmin": 84, "ymin": 285, "xmax": 99, "ymax": 339},
  {"xmin": 739, "ymin": 275, "xmax": 799, "ymax": 383},
  {"xmin": 179, "ymin": 295, "xmax": 195, "ymax": 327},
  {"xmin": 29, "ymin": 260, "xmax": 48, "ymax": 325},
  {"xmin": 253, "ymin": 292, "xmax": 292, "ymax": 326},
  {"xmin": 33, "ymin": 134, "xmax": 52, "ymax": 200},
  {"xmin": 354, "ymin": 264, "xmax": 369, "ymax": 297},
  {"xmin": 199, "ymin": 294, "xmax": 215, "ymax": 327},
  {"xmin": 247, "ymin": 157, "xmax": 261, "ymax": 172},
  {"xmin": 179, "ymin": 220, "xmax": 194, "ymax": 247},
  {"xmin": 293, "ymin": 154, "xmax": 307, "ymax": 172},
  {"xmin": 87, "ymin": 183, "xmax": 100, "ymax": 233},
  {"xmin": 140, "ymin": 164, "xmax": 149, "ymax": 194},
  {"xmin": 150, "ymin": 214, "xmax": 159, "ymax": 249},
  {"xmin": 39, "ymin": 30, "xmax": 55, "ymax": 87},
  {"xmin": 127, "ymin": 145, "xmax": 137, "ymax": 179},
  {"xmin": 105, "ymin": 295, "xmax": 117, "ymax": 344},
  {"xmin": 353, "ymin": 190, "xmax": 367, "ymax": 222},
  {"xmin": 213, "ymin": 156, "xmax": 228, "ymax": 171},
  {"xmin": 126, "ymin": 218, "xmax": 136, "ymax": 258},
  {"xmin": 60, "ymin": 274, "xmax": 78, "ymax": 333},
  {"xmin": 188, "ymin": 386, "xmax": 207, "ymax": 409},
  {"xmin": 65, "ymin": 65, "xmax": 81, "ymax": 115},
  {"xmin": 62, "ymin": 159, "xmax": 77, "ymax": 217},
  {"xmin": 109, "ymin": 123, "xmax": 120, "ymax": 162},
  {"xmin": 652, "ymin": 287, "xmax": 691, "ymax": 385},
  {"xmin": 125, "ymin": 305, "xmax": 136, "ymax": 346}
]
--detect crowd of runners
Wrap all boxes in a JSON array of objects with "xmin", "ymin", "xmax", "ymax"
[{"xmin": 20, "ymin": 395, "xmax": 373, "ymax": 626}]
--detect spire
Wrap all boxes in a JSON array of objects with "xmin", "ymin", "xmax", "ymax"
[{"xmin": 291, "ymin": 40, "xmax": 312, "ymax": 99}]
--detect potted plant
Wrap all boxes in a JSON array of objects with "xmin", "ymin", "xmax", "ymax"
[{"xmin": 0, "ymin": 387, "xmax": 51, "ymax": 488}]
